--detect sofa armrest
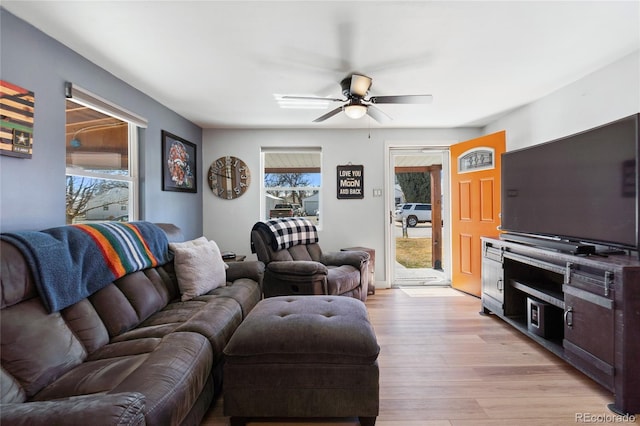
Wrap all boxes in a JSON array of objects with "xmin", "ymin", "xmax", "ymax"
[
  {"xmin": 0, "ymin": 392, "xmax": 146, "ymax": 426},
  {"xmin": 267, "ymin": 260, "xmax": 328, "ymax": 277},
  {"xmin": 263, "ymin": 261, "xmax": 328, "ymax": 297},
  {"xmin": 154, "ymin": 222, "xmax": 184, "ymax": 243},
  {"xmin": 322, "ymin": 250, "xmax": 370, "ymax": 269},
  {"xmin": 225, "ymin": 260, "xmax": 265, "ymax": 284}
]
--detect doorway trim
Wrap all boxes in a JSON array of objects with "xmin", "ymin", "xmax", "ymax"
[{"xmin": 384, "ymin": 142, "xmax": 453, "ymax": 288}]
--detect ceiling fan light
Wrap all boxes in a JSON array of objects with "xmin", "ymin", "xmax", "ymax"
[{"xmin": 344, "ymin": 104, "xmax": 367, "ymax": 119}]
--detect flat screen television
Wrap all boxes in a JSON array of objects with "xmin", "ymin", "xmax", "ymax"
[{"xmin": 501, "ymin": 113, "xmax": 639, "ymax": 255}]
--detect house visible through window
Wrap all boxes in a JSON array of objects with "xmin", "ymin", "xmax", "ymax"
[
  {"xmin": 262, "ymin": 148, "xmax": 321, "ymax": 226},
  {"xmin": 65, "ymin": 83, "xmax": 146, "ymax": 224}
]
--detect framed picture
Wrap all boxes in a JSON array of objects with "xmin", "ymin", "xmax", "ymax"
[
  {"xmin": 1, "ymin": 80, "xmax": 35, "ymax": 159},
  {"xmin": 162, "ymin": 130, "xmax": 197, "ymax": 193}
]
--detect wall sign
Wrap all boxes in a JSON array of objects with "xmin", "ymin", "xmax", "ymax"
[
  {"xmin": 0, "ymin": 80, "xmax": 34, "ymax": 159},
  {"xmin": 337, "ymin": 164, "xmax": 364, "ymax": 199}
]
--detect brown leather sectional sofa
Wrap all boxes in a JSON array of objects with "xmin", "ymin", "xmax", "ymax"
[{"xmin": 0, "ymin": 223, "xmax": 264, "ymax": 425}]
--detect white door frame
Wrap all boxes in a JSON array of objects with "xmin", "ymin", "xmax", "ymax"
[{"xmin": 384, "ymin": 142, "xmax": 452, "ymax": 289}]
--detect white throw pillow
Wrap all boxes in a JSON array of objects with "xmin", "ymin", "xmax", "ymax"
[
  {"xmin": 169, "ymin": 238, "xmax": 228, "ymax": 301},
  {"xmin": 169, "ymin": 236, "xmax": 208, "ymax": 250}
]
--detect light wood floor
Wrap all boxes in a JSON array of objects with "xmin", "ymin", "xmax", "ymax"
[{"xmin": 201, "ymin": 287, "xmax": 636, "ymax": 425}]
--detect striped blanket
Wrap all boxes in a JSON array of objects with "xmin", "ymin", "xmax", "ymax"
[
  {"xmin": 1, "ymin": 221, "xmax": 170, "ymax": 312},
  {"xmin": 252, "ymin": 217, "xmax": 319, "ymax": 252}
]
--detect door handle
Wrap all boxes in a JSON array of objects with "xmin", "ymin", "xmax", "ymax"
[{"xmin": 564, "ymin": 307, "xmax": 574, "ymax": 328}]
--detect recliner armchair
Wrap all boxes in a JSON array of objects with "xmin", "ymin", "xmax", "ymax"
[{"xmin": 251, "ymin": 218, "xmax": 370, "ymax": 301}]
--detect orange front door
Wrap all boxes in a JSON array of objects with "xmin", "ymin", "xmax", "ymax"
[{"xmin": 450, "ymin": 131, "xmax": 505, "ymax": 296}]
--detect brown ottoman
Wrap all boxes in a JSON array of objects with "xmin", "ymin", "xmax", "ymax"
[{"xmin": 223, "ymin": 295, "xmax": 380, "ymax": 426}]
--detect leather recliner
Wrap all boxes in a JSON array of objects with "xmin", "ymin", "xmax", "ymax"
[{"xmin": 251, "ymin": 221, "xmax": 370, "ymax": 301}]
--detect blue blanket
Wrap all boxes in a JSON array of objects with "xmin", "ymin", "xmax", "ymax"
[
  {"xmin": 251, "ymin": 217, "xmax": 319, "ymax": 252},
  {"xmin": 0, "ymin": 221, "xmax": 171, "ymax": 313}
]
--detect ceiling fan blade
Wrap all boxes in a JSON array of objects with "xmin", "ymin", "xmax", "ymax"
[
  {"xmin": 366, "ymin": 105, "xmax": 392, "ymax": 123},
  {"xmin": 368, "ymin": 94, "xmax": 433, "ymax": 104},
  {"xmin": 282, "ymin": 95, "xmax": 344, "ymax": 102},
  {"xmin": 350, "ymin": 74, "xmax": 372, "ymax": 97},
  {"xmin": 313, "ymin": 106, "xmax": 344, "ymax": 122}
]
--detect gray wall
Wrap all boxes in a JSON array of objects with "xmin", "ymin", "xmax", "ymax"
[
  {"xmin": 0, "ymin": 9, "xmax": 203, "ymax": 239},
  {"xmin": 202, "ymin": 127, "xmax": 481, "ymax": 285}
]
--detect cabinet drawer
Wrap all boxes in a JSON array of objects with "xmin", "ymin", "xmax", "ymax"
[
  {"xmin": 567, "ymin": 267, "xmax": 614, "ymax": 298},
  {"xmin": 483, "ymin": 245, "xmax": 503, "ymax": 262}
]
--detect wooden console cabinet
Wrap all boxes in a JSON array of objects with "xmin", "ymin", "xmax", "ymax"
[{"xmin": 481, "ymin": 237, "xmax": 640, "ymax": 414}]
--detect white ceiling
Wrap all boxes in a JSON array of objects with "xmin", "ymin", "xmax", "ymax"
[{"xmin": 4, "ymin": 1, "xmax": 639, "ymax": 130}]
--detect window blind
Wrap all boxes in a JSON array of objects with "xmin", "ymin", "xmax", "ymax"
[{"xmin": 64, "ymin": 82, "xmax": 148, "ymax": 128}]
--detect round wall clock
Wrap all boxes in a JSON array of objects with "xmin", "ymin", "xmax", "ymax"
[{"xmin": 207, "ymin": 156, "xmax": 251, "ymax": 199}]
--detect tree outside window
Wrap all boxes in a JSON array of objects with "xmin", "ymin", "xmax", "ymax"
[
  {"xmin": 65, "ymin": 99, "xmax": 137, "ymax": 224},
  {"xmin": 262, "ymin": 149, "xmax": 321, "ymax": 225}
]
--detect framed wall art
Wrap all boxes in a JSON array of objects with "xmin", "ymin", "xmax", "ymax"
[
  {"xmin": 162, "ymin": 130, "xmax": 197, "ymax": 193},
  {"xmin": 0, "ymin": 80, "xmax": 35, "ymax": 158}
]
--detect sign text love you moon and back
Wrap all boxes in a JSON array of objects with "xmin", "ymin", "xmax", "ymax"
[{"xmin": 337, "ymin": 164, "xmax": 364, "ymax": 199}]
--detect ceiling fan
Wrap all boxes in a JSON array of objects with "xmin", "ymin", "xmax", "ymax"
[{"xmin": 283, "ymin": 73, "xmax": 433, "ymax": 123}]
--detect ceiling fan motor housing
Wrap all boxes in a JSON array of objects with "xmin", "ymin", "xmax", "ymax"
[{"xmin": 340, "ymin": 77, "xmax": 355, "ymax": 98}]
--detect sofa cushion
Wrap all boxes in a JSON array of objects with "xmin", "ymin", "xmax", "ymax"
[
  {"xmin": 62, "ymin": 299, "xmax": 110, "ymax": 355},
  {"xmin": 174, "ymin": 297, "xmax": 243, "ymax": 358},
  {"xmin": 208, "ymin": 278, "xmax": 262, "ymax": 318},
  {"xmin": 0, "ymin": 241, "xmax": 38, "ymax": 309},
  {"xmin": 90, "ymin": 284, "xmax": 144, "ymax": 338},
  {"xmin": 1, "ymin": 366, "xmax": 26, "ymax": 404},
  {"xmin": 33, "ymin": 332, "xmax": 212, "ymax": 426},
  {"xmin": 110, "ymin": 296, "xmax": 243, "ymax": 365},
  {"xmin": 113, "ymin": 270, "xmax": 168, "ymax": 320},
  {"xmin": 170, "ymin": 238, "xmax": 228, "ymax": 301},
  {"xmin": 1, "ymin": 298, "xmax": 86, "ymax": 398},
  {"xmin": 1, "ymin": 392, "xmax": 147, "ymax": 426},
  {"xmin": 89, "ymin": 268, "xmax": 178, "ymax": 339},
  {"xmin": 286, "ymin": 244, "xmax": 314, "ymax": 261}
]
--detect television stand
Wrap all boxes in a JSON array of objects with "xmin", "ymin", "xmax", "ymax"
[
  {"xmin": 481, "ymin": 236, "xmax": 640, "ymax": 415},
  {"xmin": 500, "ymin": 233, "xmax": 596, "ymax": 255}
]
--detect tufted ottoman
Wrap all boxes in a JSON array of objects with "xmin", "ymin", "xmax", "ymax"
[{"xmin": 223, "ymin": 295, "xmax": 380, "ymax": 426}]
